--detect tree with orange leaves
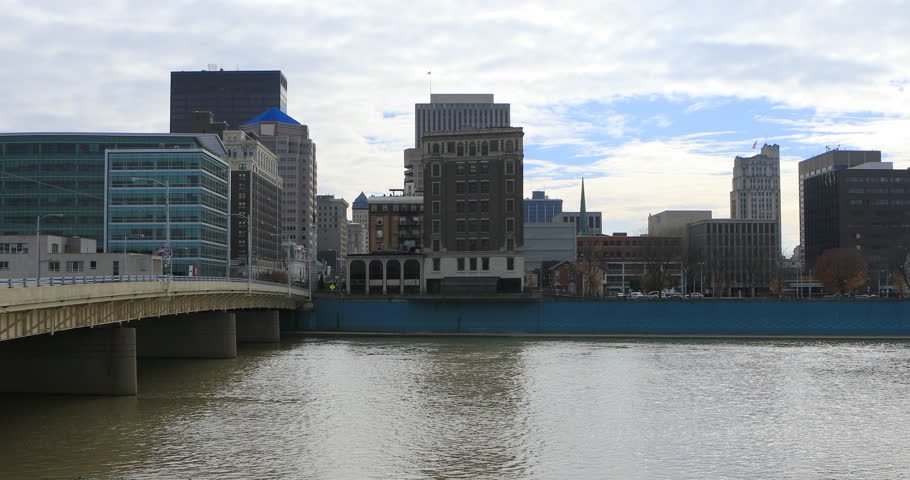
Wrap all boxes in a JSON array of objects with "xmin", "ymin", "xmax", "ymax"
[{"xmin": 813, "ymin": 248, "xmax": 868, "ymax": 295}]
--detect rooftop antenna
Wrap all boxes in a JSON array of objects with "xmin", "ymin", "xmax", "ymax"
[{"xmin": 427, "ymin": 70, "xmax": 432, "ymax": 97}]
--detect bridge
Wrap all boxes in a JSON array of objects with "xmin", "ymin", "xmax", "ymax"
[{"xmin": 0, "ymin": 276, "xmax": 311, "ymax": 396}]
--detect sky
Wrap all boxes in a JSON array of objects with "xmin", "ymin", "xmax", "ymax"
[{"xmin": 2, "ymin": 0, "xmax": 909, "ymax": 254}]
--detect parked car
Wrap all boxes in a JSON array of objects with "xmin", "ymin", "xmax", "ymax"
[
  {"xmin": 628, "ymin": 291, "xmax": 644, "ymax": 299},
  {"xmin": 687, "ymin": 292, "xmax": 704, "ymax": 299}
]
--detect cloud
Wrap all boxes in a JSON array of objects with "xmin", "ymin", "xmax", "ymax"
[{"xmin": 1, "ymin": 0, "xmax": 909, "ymax": 256}]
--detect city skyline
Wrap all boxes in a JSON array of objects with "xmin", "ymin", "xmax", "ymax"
[{"xmin": 2, "ymin": 1, "xmax": 910, "ymax": 253}]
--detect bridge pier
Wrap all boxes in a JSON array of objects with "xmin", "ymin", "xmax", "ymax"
[
  {"xmin": 0, "ymin": 328, "xmax": 137, "ymax": 395},
  {"xmin": 137, "ymin": 311, "xmax": 237, "ymax": 358},
  {"xmin": 236, "ymin": 310, "xmax": 281, "ymax": 343}
]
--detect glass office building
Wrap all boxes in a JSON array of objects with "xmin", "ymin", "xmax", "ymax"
[
  {"xmin": 0, "ymin": 134, "xmax": 223, "ymax": 244},
  {"xmin": 106, "ymin": 149, "xmax": 230, "ymax": 277},
  {"xmin": 170, "ymin": 70, "xmax": 288, "ymax": 133}
]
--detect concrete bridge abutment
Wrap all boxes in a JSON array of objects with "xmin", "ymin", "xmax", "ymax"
[
  {"xmin": 137, "ymin": 311, "xmax": 237, "ymax": 358},
  {"xmin": 236, "ymin": 310, "xmax": 281, "ymax": 343},
  {"xmin": 0, "ymin": 327, "xmax": 137, "ymax": 395}
]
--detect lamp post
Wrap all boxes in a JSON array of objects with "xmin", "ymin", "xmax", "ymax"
[
  {"xmin": 121, "ymin": 233, "xmax": 145, "ymax": 280},
  {"xmin": 36, "ymin": 213, "xmax": 64, "ymax": 285},
  {"xmin": 130, "ymin": 177, "xmax": 170, "ymax": 279}
]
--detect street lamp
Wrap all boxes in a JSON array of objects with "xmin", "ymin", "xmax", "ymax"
[
  {"xmin": 36, "ymin": 213, "xmax": 64, "ymax": 285},
  {"xmin": 130, "ymin": 177, "xmax": 170, "ymax": 279},
  {"xmin": 121, "ymin": 233, "xmax": 145, "ymax": 280}
]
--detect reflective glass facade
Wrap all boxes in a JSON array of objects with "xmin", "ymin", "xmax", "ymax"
[
  {"xmin": 170, "ymin": 70, "xmax": 288, "ymax": 133},
  {"xmin": 0, "ymin": 134, "xmax": 216, "ymax": 250},
  {"xmin": 106, "ymin": 150, "xmax": 230, "ymax": 277}
]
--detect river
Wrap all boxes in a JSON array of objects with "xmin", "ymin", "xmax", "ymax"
[{"xmin": 1, "ymin": 336, "xmax": 909, "ymax": 479}]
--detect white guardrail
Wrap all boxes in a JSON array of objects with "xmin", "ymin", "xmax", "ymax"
[{"xmin": 3, "ymin": 275, "xmax": 309, "ymax": 293}]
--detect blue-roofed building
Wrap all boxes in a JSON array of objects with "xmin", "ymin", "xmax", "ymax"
[
  {"xmin": 243, "ymin": 107, "xmax": 301, "ymax": 126},
  {"xmin": 241, "ymin": 108, "xmax": 317, "ymax": 274}
]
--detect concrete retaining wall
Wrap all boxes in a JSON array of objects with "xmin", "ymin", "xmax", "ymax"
[{"xmin": 284, "ymin": 299, "xmax": 910, "ymax": 337}]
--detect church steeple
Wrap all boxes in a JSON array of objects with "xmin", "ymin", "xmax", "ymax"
[{"xmin": 578, "ymin": 178, "xmax": 588, "ymax": 236}]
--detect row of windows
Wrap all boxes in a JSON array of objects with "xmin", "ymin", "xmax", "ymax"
[
  {"xmin": 369, "ymin": 204, "xmax": 423, "ymax": 212},
  {"xmin": 847, "ymin": 188, "xmax": 907, "ymax": 194},
  {"xmin": 429, "ymin": 160, "xmax": 516, "ymax": 177},
  {"xmin": 427, "ymin": 139, "xmax": 517, "ymax": 156},
  {"xmin": 847, "ymin": 176, "xmax": 910, "ymax": 183}
]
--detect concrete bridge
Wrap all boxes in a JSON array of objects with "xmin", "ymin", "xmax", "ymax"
[{"xmin": 0, "ymin": 277, "xmax": 311, "ymax": 395}]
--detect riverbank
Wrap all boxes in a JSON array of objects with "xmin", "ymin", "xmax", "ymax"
[{"xmin": 282, "ymin": 298, "xmax": 910, "ymax": 338}]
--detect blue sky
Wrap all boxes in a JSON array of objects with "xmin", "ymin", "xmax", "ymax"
[{"xmin": 1, "ymin": 0, "xmax": 909, "ymax": 253}]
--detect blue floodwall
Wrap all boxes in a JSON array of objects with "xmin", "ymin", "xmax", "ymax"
[{"xmin": 283, "ymin": 299, "xmax": 910, "ymax": 336}]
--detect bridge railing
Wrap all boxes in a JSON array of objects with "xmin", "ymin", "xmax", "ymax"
[{"xmin": 3, "ymin": 275, "xmax": 310, "ymax": 294}]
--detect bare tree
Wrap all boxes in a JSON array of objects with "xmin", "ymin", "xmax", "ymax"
[
  {"xmin": 813, "ymin": 248, "xmax": 868, "ymax": 295},
  {"xmin": 640, "ymin": 236, "xmax": 682, "ymax": 297},
  {"xmin": 576, "ymin": 237, "xmax": 604, "ymax": 297}
]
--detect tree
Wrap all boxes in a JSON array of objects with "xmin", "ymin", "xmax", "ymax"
[
  {"xmin": 576, "ymin": 237, "xmax": 605, "ymax": 297},
  {"xmin": 640, "ymin": 236, "xmax": 681, "ymax": 297},
  {"xmin": 886, "ymin": 245, "xmax": 909, "ymax": 297},
  {"xmin": 813, "ymin": 248, "xmax": 868, "ymax": 295}
]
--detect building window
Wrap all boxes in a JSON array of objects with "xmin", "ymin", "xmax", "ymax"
[
  {"xmin": 506, "ymin": 199, "xmax": 514, "ymax": 213},
  {"xmin": 506, "ymin": 180, "xmax": 514, "ymax": 193},
  {"xmin": 456, "ymin": 220, "xmax": 466, "ymax": 233},
  {"xmin": 480, "ymin": 238, "xmax": 490, "ymax": 250},
  {"xmin": 469, "ymin": 143, "xmax": 477, "ymax": 156},
  {"xmin": 432, "ymin": 182, "xmax": 440, "ymax": 195},
  {"xmin": 468, "ymin": 182, "xmax": 478, "ymax": 194},
  {"xmin": 457, "ymin": 163, "xmax": 466, "ymax": 175},
  {"xmin": 507, "ymin": 257, "xmax": 515, "ymax": 270},
  {"xmin": 432, "ymin": 201, "xmax": 440, "ymax": 214},
  {"xmin": 432, "ymin": 239, "xmax": 440, "ymax": 251},
  {"xmin": 432, "ymin": 220, "xmax": 440, "ymax": 234},
  {"xmin": 48, "ymin": 261, "xmax": 60, "ymax": 272},
  {"xmin": 456, "ymin": 201, "xmax": 465, "ymax": 213},
  {"xmin": 469, "ymin": 163, "xmax": 477, "ymax": 174},
  {"xmin": 90, "ymin": 261, "xmax": 97, "ymax": 270},
  {"xmin": 506, "ymin": 140, "xmax": 515, "ymax": 153},
  {"xmin": 456, "ymin": 182, "xmax": 466, "ymax": 194},
  {"xmin": 480, "ymin": 182, "xmax": 490, "ymax": 193},
  {"xmin": 482, "ymin": 258, "xmax": 490, "ymax": 270},
  {"xmin": 457, "ymin": 258, "xmax": 465, "ymax": 271},
  {"xmin": 433, "ymin": 258, "xmax": 441, "ymax": 271},
  {"xmin": 470, "ymin": 258, "xmax": 477, "ymax": 271},
  {"xmin": 51, "ymin": 244, "xmax": 59, "ymax": 254},
  {"xmin": 507, "ymin": 238, "xmax": 514, "ymax": 250},
  {"xmin": 66, "ymin": 261, "xmax": 84, "ymax": 272},
  {"xmin": 480, "ymin": 201, "xmax": 489, "ymax": 212},
  {"xmin": 468, "ymin": 201, "xmax": 477, "ymax": 213},
  {"xmin": 376, "ymin": 217, "xmax": 383, "ymax": 226},
  {"xmin": 457, "ymin": 143, "xmax": 465, "ymax": 156},
  {"xmin": 505, "ymin": 160, "xmax": 515, "ymax": 175},
  {"xmin": 506, "ymin": 218, "xmax": 514, "ymax": 232},
  {"xmin": 456, "ymin": 239, "xmax": 465, "ymax": 250},
  {"xmin": 0, "ymin": 261, "xmax": 7, "ymax": 271}
]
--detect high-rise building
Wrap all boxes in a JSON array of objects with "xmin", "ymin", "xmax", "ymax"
[
  {"xmin": 798, "ymin": 149, "xmax": 881, "ymax": 252},
  {"xmin": 346, "ymin": 222, "xmax": 366, "ymax": 255},
  {"xmin": 731, "ymin": 144, "xmax": 781, "ymax": 220},
  {"xmin": 422, "ymin": 127, "xmax": 525, "ymax": 293},
  {"xmin": 731, "ymin": 144, "xmax": 781, "ymax": 246},
  {"xmin": 316, "ymin": 194, "xmax": 349, "ymax": 259},
  {"xmin": 170, "ymin": 69, "xmax": 287, "ymax": 133},
  {"xmin": 405, "ymin": 94, "xmax": 510, "ymax": 193},
  {"xmin": 221, "ymin": 130, "xmax": 283, "ymax": 276},
  {"xmin": 687, "ymin": 219, "xmax": 780, "ymax": 296},
  {"xmin": 524, "ymin": 191, "xmax": 563, "ymax": 223},
  {"xmin": 0, "ymin": 133, "xmax": 227, "ymax": 258},
  {"xmin": 802, "ymin": 161, "xmax": 910, "ymax": 281},
  {"xmin": 241, "ymin": 108, "xmax": 317, "ymax": 267}
]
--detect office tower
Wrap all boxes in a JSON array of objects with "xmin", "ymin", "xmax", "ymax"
[
  {"xmin": 687, "ymin": 219, "xmax": 780, "ymax": 297},
  {"xmin": 316, "ymin": 194, "xmax": 349, "ymax": 258},
  {"xmin": 405, "ymin": 94, "xmax": 510, "ymax": 193},
  {"xmin": 241, "ymin": 108, "xmax": 317, "ymax": 268},
  {"xmin": 0, "ymin": 133, "xmax": 226, "ymax": 258},
  {"xmin": 731, "ymin": 144, "xmax": 781, "ymax": 248},
  {"xmin": 422, "ymin": 127, "xmax": 525, "ymax": 293},
  {"xmin": 221, "ymin": 130, "xmax": 283, "ymax": 276},
  {"xmin": 798, "ymin": 149, "xmax": 881, "ymax": 252},
  {"xmin": 170, "ymin": 68, "xmax": 287, "ymax": 133},
  {"xmin": 524, "ymin": 190, "xmax": 563, "ymax": 223},
  {"xmin": 802, "ymin": 160, "xmax": 910, "ymax": 279}
]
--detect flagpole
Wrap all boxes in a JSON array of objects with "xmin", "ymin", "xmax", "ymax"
[{"xmin": 428, "ymin": 70, "xmax": 432, "ymax": 96}]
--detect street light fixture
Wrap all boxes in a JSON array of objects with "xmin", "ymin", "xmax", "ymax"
[
  {"xmin": 130, "ymin": 177, "xmax": 170, "ymax": 279},
  {"xmin": 36, "ymin": 213, "xmax": 64, "ymax": 285}
]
